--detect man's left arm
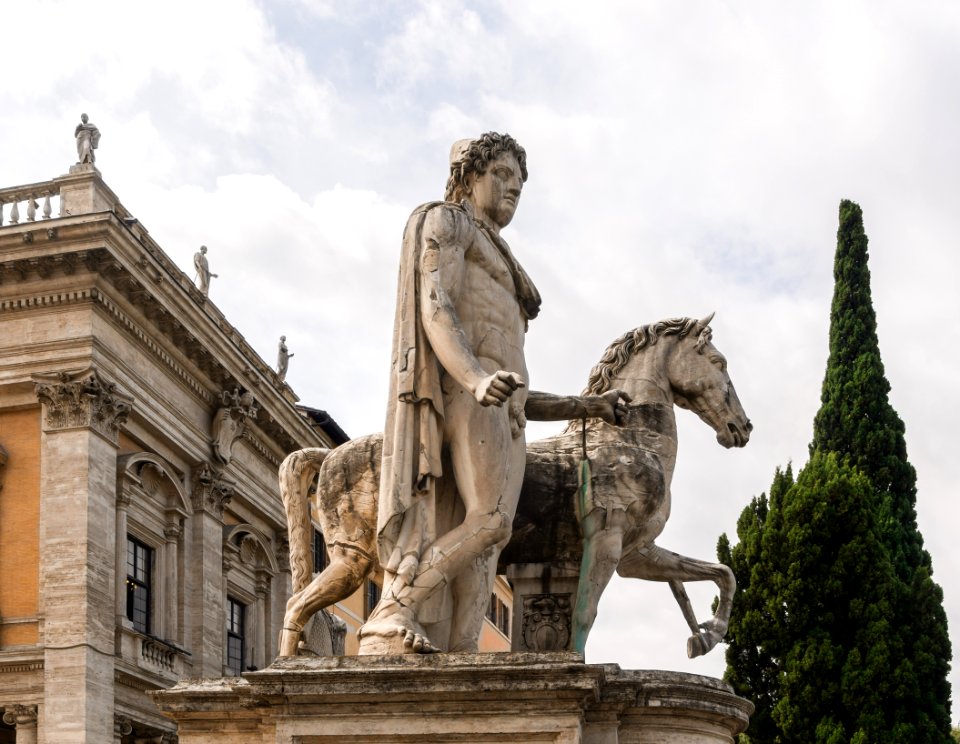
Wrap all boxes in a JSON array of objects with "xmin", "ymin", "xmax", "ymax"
[{"xmin": 525, "ymin": 389, "xmax": 631, "ymax": 425}]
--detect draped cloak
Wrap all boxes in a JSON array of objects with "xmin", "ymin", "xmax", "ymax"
[{"xmin": 378, "ymin": 200, "xmax": 541, "ymax": 585}]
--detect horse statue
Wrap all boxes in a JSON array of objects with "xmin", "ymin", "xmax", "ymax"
[{"xmin": 278, "ymin": 314, "xmax": 751, "ymax": 659}]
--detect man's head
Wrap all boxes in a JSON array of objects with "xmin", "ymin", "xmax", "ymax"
[
  {"xmin": 80, "ymin": 113, "xmax": 89, "ymax": 124},
  {"xmin": 200, "ymin": 245, "xmax": 208, "ymax": 254},
  {"xmin": 444, "ymin": 132, "xmax": 527, "ymax": 204},
  {"xmin": 445, "ymin": 132, "xmax": 528, "ymax": 230}
]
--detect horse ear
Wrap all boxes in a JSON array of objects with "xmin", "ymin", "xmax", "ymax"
[{"xmin": 696, "ymin": 311, "xmax": 715, "ymax": 332}]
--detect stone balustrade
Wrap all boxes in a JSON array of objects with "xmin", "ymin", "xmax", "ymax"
[{"xmin": 0, "ymin": 181, "xmax": 60, "ymax": 226}]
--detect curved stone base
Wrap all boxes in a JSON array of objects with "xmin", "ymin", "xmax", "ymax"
[{"xmin": 153, "ymin": 653, "xmax": 752, "ymax": 743}]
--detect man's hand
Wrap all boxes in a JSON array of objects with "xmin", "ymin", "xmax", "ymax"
[
  {"xmin": 583, "ymin": 389, "xmax": 632, "ymax": 425},
  {"xmin": 475, "ymin": 371, "xmax": 525, "ymax": 407}
]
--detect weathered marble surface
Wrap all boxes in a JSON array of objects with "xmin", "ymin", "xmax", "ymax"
[
  {"xmin": 153, "ymin": 653, "xmax": 753, "ymax": 743},
  {"xmin": 279, "ymin": 316, "xmax": 750, "ymax": 661}
]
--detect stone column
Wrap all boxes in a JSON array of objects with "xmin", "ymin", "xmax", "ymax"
[
  {"xmin": 34, "ymin": 369, "xmax": 132, "ymax": 744},
  {"xmin": 115, "ymin": 492, "xmax": 131, "ymax": 627},
  {"xmin": 189, "ymin": 464, "xmax": 234, "ymax": 678},
  {"xmin": 253, "ymin": 575, "xmax": 269, "ymax": 671},
  {"xmin": 3, "ymin": 704, "xmax": 39, "ymax": 744},
  {"xmin": 163, "ymin": 522, "xmax": 181, "ymax": 643}
]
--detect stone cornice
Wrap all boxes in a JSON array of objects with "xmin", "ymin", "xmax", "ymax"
[{"xmin": 1, "ymin": 214, "xmax": 330, "ymax": 455}]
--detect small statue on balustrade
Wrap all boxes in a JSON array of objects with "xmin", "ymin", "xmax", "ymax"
[{"xmin": 75, "ymin": 113, "xmax": 100, "ymax": 164}]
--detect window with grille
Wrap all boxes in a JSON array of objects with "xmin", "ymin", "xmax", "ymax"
[
  {"xmin": 126, "ymin": 536, "xmax": 152, "ymax": 634},
  {"xmin": 226, "ymin": 597, "xmax": 245, "ymax": 675}
]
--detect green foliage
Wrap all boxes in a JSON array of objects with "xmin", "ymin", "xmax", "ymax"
[{"xmin": 721, "ymin": 201, "xmax": 952, "ymax": 742}]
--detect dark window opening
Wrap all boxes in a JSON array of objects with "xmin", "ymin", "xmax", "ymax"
[
  {"xmin": 312, "ymin": 527, "xmax": 328, "ymax": 573},
  {"xmin": 226, "ymin": 597, "xmax": 245, "ymax": 676},
  {"xmin": 126, "ymin": 536, "xmax": 152, "ymax": 634},
  {"xmin": 365, "ymin": 581, "xmax": 382, "ymax": 618}
]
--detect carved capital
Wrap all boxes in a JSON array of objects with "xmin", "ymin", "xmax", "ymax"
[
  {"xmin": 3, "ymin": 703, "xmax": 38, "ymax": 728},
  {"xmin": 114, "ymin": 713, "xmax": 133, "ymax": 737},
  {"xmin": 190, "ymin": 463, "xmax": 235, "ymax": 520},
  {"xmin": 522, "ymin": 593, "xmax": 571, "ymax": 652},
  {"xmin": 163, "ymin": 523, "xmax": 182, "ymax": 542},
  {"xmin": 210, "ymin": 387, "xmax": 258, "ymax": 465},
  {"xmin": 34, "ymin": 368, "xmax": 132, "ymax": 442}
]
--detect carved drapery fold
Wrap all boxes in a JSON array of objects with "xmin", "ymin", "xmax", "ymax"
[
  {"xmin": 34, "ymin": 368, "xmax": 132, "ymax": 442},
  {"xmin": 191, "ymin": 463, "xmax": 235, "ymax": 520}
]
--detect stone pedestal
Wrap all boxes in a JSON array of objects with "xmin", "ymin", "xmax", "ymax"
[{"xmin": 153, "ymin": 653, "xmax": 752, "ymax": 743}]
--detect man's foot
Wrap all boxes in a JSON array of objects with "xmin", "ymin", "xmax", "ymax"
[{"xmin": 358, "ymin": 604, "xmax": 439, "ymax": 655}]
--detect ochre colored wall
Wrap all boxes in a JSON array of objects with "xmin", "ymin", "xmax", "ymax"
[{"xmin": 0, "ymin": 408, "xmax": 41, "ymax": 647}]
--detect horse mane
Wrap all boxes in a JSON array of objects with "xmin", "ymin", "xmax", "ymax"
[{"xmin": 583, "ymin": 317, "xmax": 710, "ymax": 396}]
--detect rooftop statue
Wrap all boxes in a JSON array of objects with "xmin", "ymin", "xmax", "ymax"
[
  {"xmin": 277, "ymin": 336, "xmax": 294, "ymax": 382},
  {"xmin": 74, "ymin": 113, "xmax": 100, "ymax": 165},
  {"xmin": 193, "ymin": 245, "xmax": 218, "ymax": 297}
]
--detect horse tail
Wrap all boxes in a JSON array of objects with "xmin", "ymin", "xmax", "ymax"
[{"xmin": 280, "ymin": 448, "xmax": 330, "ymax": 594}]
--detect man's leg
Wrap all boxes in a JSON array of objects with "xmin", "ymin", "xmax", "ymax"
[{"xmin": 360, "ymin": 389, "xmax": 521, "ymax": 652}]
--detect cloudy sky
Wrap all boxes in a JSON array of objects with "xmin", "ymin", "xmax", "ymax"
[{"xmin": 4, "ymin": 0, "xmax": 959, "ymax": 708}]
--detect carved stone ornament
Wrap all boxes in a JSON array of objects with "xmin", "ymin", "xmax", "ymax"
[
  {"xmin": 521, "ymin": 593, "xmax": 572, "ymax": 652},
  {"xmin": 114, "ymin": 714, "xmax": 133, "ymax": 737},
  {"xmin": 191, "ymin": 463, "xmax": 235, "ymax": 520},
  {"xmin": 34, "ymin": 368, "xmax": 132, "ymax": 442},
  {"xmin": 2, "ymin": 703, "xmax": 38, "ymax": 728},
  {"xmin": 274, "ymin": 531, "xmax": 291, "ymax": 572},
  {"xmin": 211, "ymin": 387, "xmax": 258, "ymax": 464}
]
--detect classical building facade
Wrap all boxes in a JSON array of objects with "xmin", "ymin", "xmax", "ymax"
[
  {"xmin": 0, "ymin": 156, "xmax": 511, "ymax": 742},
  {"xmin": 0, "ymin": 161, "xmax": 351, "ymax": 743}
]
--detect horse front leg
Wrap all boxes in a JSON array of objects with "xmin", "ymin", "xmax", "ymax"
[
  {"xmin": 573, "ymin": 508, "xmax": 626, "ymax": 654},
  {"xmin": 617, "ymin": 543, "xmax": 735, "ymax": 658}
]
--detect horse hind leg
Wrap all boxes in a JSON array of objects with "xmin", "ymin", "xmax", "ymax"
[
  {"xmin": 572, "ymin": 508, "xmax": 626, "ymax": 654},
  {"xmin": 280, "ymin": 545, "xmax": 373, "ymax": 656},
  {"xmin": 617, "ymin": 543, "xmax": 735, "ymax": 658}
]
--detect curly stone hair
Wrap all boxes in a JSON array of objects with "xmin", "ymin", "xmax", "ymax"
[{"xmin": 444, "ymin": 132, "xmax": 528, "ymax": 203}]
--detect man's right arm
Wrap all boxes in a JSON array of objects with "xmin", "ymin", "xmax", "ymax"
[{"xmin": 417, "ymin": 207, "xmax": 523, "ymax": 407}]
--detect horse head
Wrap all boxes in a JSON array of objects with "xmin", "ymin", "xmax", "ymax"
[{"xmin": 667, "ymin": 313, "xmax": 752, "ymax": 448}]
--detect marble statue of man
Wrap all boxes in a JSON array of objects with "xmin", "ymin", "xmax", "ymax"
[
  {"xmin": 193, "ymin": 245, "xmax": 218, "ymax": 296},
  {"xmin": 360, "ymin": 132, "xmax": 627, "ymax": 654},
  {"xmin": 277, "ymin": 336, "xmax": 294, "ymax": 381},
  {"xmin": 75, "ymin": 113, "xmax": 100, "ymax": 164}
]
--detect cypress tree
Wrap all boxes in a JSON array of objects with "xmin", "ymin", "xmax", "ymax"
[
  {"xmin": 720, "ymin": 200, "xmax": 952, "ymax": 742},
  {"xmin": 812, "ymin": 200, "xmax": 951, "ymax": 739}
]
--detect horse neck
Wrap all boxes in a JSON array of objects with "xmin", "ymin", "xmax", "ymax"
[
  {"xmin": 601, "ymin": 343, "xmax": 678, "ymax": 475},
  {"xmin": 609, "ymin": 339, "xmax": 674, "ymax": 407}
]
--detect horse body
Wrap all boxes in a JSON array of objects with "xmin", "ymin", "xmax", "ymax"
[{"xmin": 278, "ymin": 316, "xmax": 751, "ymax": 659}]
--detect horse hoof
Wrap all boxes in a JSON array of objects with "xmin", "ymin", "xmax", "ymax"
[{"xmin": 687, "ymin": 634, "xmax": 707, "ymax": 658}]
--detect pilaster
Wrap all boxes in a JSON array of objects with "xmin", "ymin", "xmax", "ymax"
[
  {"xmin": 34, "ymin": 368, "xmax": 132, "ymax": 743},
  {"xmin": 188, "ymin": 464, "xmax": 235, "ymax": 677}
]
